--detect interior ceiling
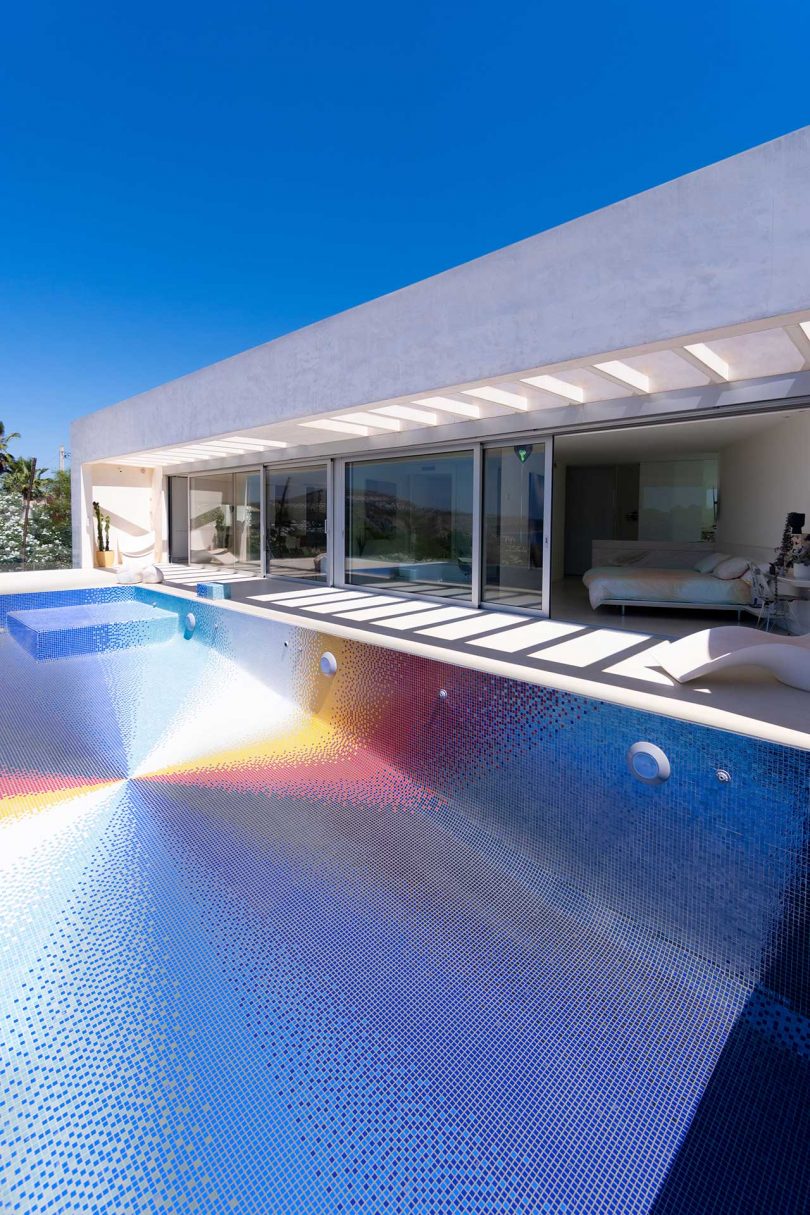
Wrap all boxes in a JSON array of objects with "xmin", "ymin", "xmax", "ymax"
[
  {"xmin": 554, "ymin": 410, "xmax": 794, "ymax": 464},
  {"xmin": 102, "ymin": 314, "xmax": 810, "ymax": 468}
]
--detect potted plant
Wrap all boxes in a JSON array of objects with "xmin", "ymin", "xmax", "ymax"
[
  {"xmin": 93, "ymin": 501, "xmax": 115, "ymax": 568},
  {"xmin": 771, "ymin": 516, "xmax": 796, "ymax": 577},
  {"xmin": 793, "ymin": 536, "xmax": 810, "ymax": 580}
]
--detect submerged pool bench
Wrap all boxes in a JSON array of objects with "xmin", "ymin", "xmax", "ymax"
[{"xmin": 6, "ymin": 600, "xmax": 178, "ymax": 660}]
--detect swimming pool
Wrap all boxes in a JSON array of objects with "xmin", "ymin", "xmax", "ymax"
[{"xmin": 1, "ymin": 586, "xmax": 808, "ymax": 1213}]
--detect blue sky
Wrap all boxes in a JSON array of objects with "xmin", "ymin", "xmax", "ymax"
[{"xmin": 1, "ymin": 0, "xmax": 809, "ymax": 472}]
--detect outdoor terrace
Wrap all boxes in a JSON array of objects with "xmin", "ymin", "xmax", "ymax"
[
  {"xmin": 154, "ymin": 566, "xmax": 810, "ymax": 750},
  {"xmin": 2, "ymin": 565, "xmax": 807, "ymax": 750}
]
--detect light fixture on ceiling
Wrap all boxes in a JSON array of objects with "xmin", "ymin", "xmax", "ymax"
[
  {"xmin": 461, "ymin": 386, "xmax": 528, "ymax": 410},
  {"xmin": 520, "ymin": 374, "xmax": 585, "ymax": 403},
  {"xmin": 166, "ymin": 447, "xmax": 225, "ymax": 458},
  {"xmin": 340, "ymin": 412, "xmax": 402, "ymax": 431},
  {"xmin": 593, "ymin": 361, "xmax": 651, "ymax": 393},
  {"xmin": 299, "ymin": 420, "xmax": 376, "ymax": 436},
  {"xmin": 683, "ymin": 342, "xmax": 730, "ymax": 380},
  {"xmin": 412, "ymin": 396, "xmax": 481, "ymax": 419},
  {"xmin": 190, "ymin": 444, "xmax": 251, "ymax": 454},
  {"xmin": 800, "ymin": 321, "xmax": 810, "ymax": 341},
  {"xmin": 227, "ymin": 438, "xmax": 288, "ymax": 449},
  {"xmin": 116, "ymin": 455, "xmax": 184, "ymax": 466},
  {"xmin": 164, "ymin": 448, "xmax": 243, "ymax": 461},
  {"xmin": 374, "ymin": 404, "xmax": 439, "ymax": 425}
]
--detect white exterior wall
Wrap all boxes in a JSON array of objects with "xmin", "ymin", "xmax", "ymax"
[
  {"xmin": 73, "ymin": 128, "xmax": 810, "ymax": 465},
  {"xmin": 70, "ymin": 126, "xmax": 810, "ymax": 565},
  {"xmin": 80, "ymin": 464, "xmax": 164, "ymax": 567}
]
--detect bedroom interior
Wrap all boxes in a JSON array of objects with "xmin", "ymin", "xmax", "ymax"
[{"xmin": 550, "ymin": 406, "xmax": 810, "ymax": 637}]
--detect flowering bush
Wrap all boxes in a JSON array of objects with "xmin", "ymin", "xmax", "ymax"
[{"xmin": 0, "ymin": 492, "xmax": 72, "ymax": 570}]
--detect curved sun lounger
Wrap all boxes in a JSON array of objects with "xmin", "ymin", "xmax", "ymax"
[
  {"xmin": 119, "ymin": 530, "xmax": 157, "ymax": 568},
  {"xmin": 659, "ymin": 625, "xmax": 810, "ymax": 692}
]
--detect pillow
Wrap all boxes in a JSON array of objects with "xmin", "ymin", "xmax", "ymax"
[
  {"xmin": 694, "ymin": 552, "xmax": 727, "ymax": 574},
  {"xmin": 141, "ymin": 564, "xmax": 164, "ymax": 584},
  {"xmin": 610, "ymin": 550, "xmax": 650, "ymax": 566},
  {"xmin": 713, "ymin": 556, "xmax": 749, "ymax": 580}
]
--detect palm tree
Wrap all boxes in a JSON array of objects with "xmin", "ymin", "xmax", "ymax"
[
  {"xmin": 0, "ymin": 421, "xmax": 20, "ymax": 474},
  {"xmin": 5, "ymin": 456, "xmax": 48, "ymax": 566},
  {"xmin": 4, "ymin": 456, "xmax": 49, "ymax": 501}
]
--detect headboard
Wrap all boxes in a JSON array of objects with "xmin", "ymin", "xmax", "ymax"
[{"xmin": 591, "ymin": 539, "xmax": 714, "ymax": 570}]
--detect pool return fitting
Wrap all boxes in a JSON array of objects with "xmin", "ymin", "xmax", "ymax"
[
  {"xmin": 320, "ymin": 652, "xmax": 338, "ymax": 677},
  {"xmin": 626, "ymin": 742, "xmax": 671, "ymax": 785}
]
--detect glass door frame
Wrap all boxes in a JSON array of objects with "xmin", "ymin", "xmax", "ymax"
[
  {"xmin": 338, "ymin": 446, "xmax": 477, "ymax": 602},
  {"xmin": 262, "ymin": 457, "xmax": 334, "ymax": 584},
  {"xmin": 185, "ymin": 465, "xmax": 264, "ymax": 574},
  {"xmin": 167, "ymin": 475, "xmax": 189, "ymax": 564},
  {"xmin": 478, "ymin": 434, "xmax": 554, "ymax": 618},
  {"xmin": 333, "ymin": 436, "xmax": 553, "ymax": 617},
  {"xmin": 233, "ymin": 467, "xmax": 263, "ymax": 573}
]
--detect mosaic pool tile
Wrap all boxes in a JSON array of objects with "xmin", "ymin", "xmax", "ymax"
[
  {"xmin": 0, "ymin": 586, "xmax": 808, "ymax": 1214},
  {"xmin": 7, "ymin": 600, "xmax": 178, "ymax": 660}
]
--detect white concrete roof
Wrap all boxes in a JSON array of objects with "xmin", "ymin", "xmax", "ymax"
[
  {"xmin": 102, "ymin": 314, "xmax": 810, "ymax": 469},
  {"xmin": 73, "ymin": 125, "xmax": 810, "ymax": 467}
]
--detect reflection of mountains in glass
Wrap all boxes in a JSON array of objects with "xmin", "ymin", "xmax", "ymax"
[
  {"xmin": 364, "ymin": 481, "xmax": 398, "ymax": 538},
  {"xmin": 269, "ymin": 486, "xmax": 326, "ymax": 555},
  {"xmin": 355, "ymin": 483, "xmax": 471, "ymax": 561}
]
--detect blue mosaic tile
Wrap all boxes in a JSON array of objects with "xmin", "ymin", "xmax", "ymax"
[
  {"xmin": 0, "ymin": 588, "xmax": 808, "ymax": 1214},
  {"xmin": 7, "ymin": 601, "xmax": 178, "ymax": 660},
  {"xmin": 0, "ymin": 583, "xmax": 131, "ymax": 628},
  {"xmin": 196, "ymin": 581, "xmax": 232, "ymax": 599}
]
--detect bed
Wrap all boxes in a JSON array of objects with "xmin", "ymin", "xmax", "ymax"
[{"xmin": 583, "ymin": 565, "xmax": 752, "ymax": 615}]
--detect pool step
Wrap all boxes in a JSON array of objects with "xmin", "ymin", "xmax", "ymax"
[{"xmin": 7, "ymin": 601, "xmax": 178, "ymax": 660}]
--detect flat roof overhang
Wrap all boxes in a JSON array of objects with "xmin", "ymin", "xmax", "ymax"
[{"xmin": 91, "ymin": 311, "xmax": 810, "ymax": 472}]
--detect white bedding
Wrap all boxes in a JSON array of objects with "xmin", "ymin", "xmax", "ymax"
[{"xmin": 582, "ymin": 566, "xmax": 751, "ymax": 610}]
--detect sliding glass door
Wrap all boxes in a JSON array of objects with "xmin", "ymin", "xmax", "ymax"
[
  {"xmin": 189, "ymin": 474, "xmax": 233, "ymax": 566},
  {"xmin": 178, "ymin": 439, "xmax": 554, "ymax": 609},
  {"xmin": 265, "ymin": 464, "xmax": 328, "ymax": 581},
  {"xmin": 345, "ymin": 451, "xmax": 474, "ymax": 599},
  {"xmin": 482, "ymin": 442, "xmax": 548, "ymax": 611},
  {"xmin": 233, "ymin": 471, "xmax": 262, "ymax": 566},
  {"xmin": 189, "ymin": 470, "xmax": 261, "ymax": 572},
  {"xmin": 168, "ymin": 476, "xmax": 189, "ymax": 563}
]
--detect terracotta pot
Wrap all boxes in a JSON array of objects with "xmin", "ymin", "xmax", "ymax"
[{"xmin": 95, "ymin": 550, "xmax": 115, "ymax": 569}]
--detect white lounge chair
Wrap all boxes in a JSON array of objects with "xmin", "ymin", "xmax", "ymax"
[
  {"xmin": 119, "ymin": 531, "xmax": 157, "ymax": 568},
  {"xmin": 116, "ymin": 531, "xmax": 164, "ymax": 583},
  {"xmin": 659, "ymin": 625, "xmax": 810, "ymax": 692}
]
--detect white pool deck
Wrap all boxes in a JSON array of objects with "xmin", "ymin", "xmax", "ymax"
[{"xmin": 2, "ymin": 567, "xmax": 809, "ymax": 750}]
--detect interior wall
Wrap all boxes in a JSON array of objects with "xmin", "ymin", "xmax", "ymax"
[
  {"xmin": 716, "ymin": 411, "xmax": 810, "ymax": 560},
  {"xmin": 615, "ymin": 465, "xmax": 640, "ymax": 541},
  {"xmin": 85, "ymin": 464, "xmax": 161, "ymax": 564},
  {"xmin": 637, "ymin": 458, "xmax": 717, "ymax": 543}
]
